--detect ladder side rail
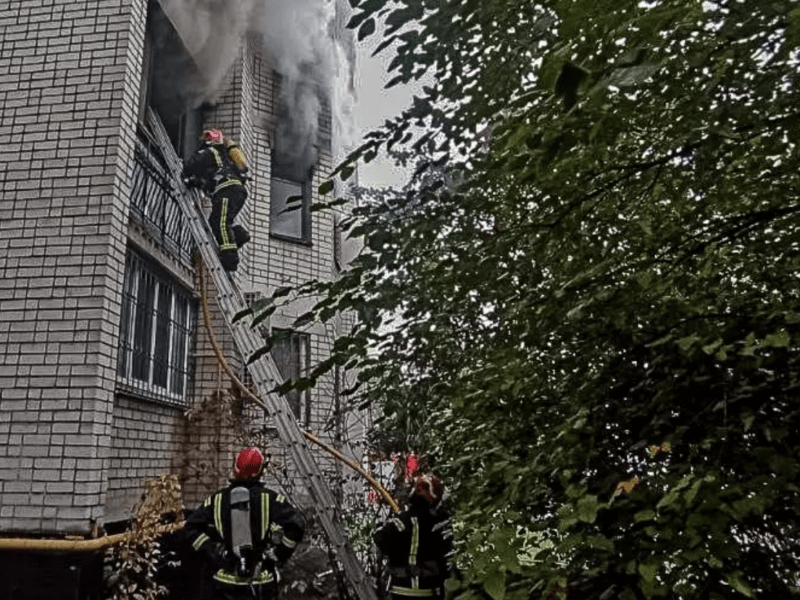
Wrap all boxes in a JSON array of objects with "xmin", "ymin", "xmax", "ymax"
[{"xmin": 145, "ymin": 110, "xmax": 377, "ymax": 600}]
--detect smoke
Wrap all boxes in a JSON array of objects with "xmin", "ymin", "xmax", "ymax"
[{"xmin": 157, "ymin": 0, "xmax": 357, "ymax": 171}]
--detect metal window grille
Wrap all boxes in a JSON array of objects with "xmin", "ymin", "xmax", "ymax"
[
  {"xmin": 271, "ymin": 329, "xmax": 311, "ymax": 424},
  {"xmin": 117, "ymin": 249, "xmax": 197, "ymax": 404},
  {"xmin": 130, "ymin": 140, "xmax": 195, "ymax": 262}
]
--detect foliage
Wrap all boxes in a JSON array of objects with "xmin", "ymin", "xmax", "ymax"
[
  {"xmin": 104, "ymin": 474, "xmax": 183, "ymax": 600},
  {"xmin": 240, "ymin": 0, "xmax": 800, "ymax": 598}
]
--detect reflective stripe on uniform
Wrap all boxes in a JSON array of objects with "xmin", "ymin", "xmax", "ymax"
[
  {"xmin": 410, "ymin": 517, "xmax": 420, "ymax": 589},
  {"xmin": 281, "ymin": 535, "xmax": 297, "ymax": 548},
  {"xmin": 390, "ymin": 587, "xmax": 435, "ymax": 597},
  {"xmin": 219, "ymin": 198, "xmax": 236, "ymax": 251},
  {"xmin": 213, "ymin": 178, "xmax": 243, "ymax": 195},
  {"xmin": 210, "ymin": 146, "xmax": 223, "ymax": 167},
  {"xmin": 214, "ymin": 493, "xmax": 224, "ymax": 536},
  {"xmin": 213, "ymin": 569, "xmax": 274, "ymax": 585},
  {"xmin": 389, "ymin": 518, "xmax": 405, "ymax": 532},
  {"xmin": 261, "ymin": 492, "xmax": 270, "ymax": 539},
  {"xmin": 192, "ymin": 533, "xmax": 209, "ymax": 551}
]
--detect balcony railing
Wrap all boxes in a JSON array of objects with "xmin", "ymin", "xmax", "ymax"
[{"xmin": 130, "ymin": 139, "xmax": 195, "ymax": 263}]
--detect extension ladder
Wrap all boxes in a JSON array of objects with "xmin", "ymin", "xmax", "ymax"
[{"xmin": 146, "ymin": 109, "xmax": 377, "ymax": 600}]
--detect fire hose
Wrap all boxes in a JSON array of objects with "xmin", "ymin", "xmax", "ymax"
[{"xmin": 196, "ymin": 257, "xmax": 400, "ymax": 513}]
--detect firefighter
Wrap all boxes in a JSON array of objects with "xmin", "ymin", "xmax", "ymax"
[
  {"xmin": 184, "ymin": 447, "xmax": 305, "ymax": 600},
  {"xmin": 182, "ymin": 129, "xmax": 250, "ymax": 272},
  {"xmin": 374, "ymin": 474, "xmax": 455, "ymax": 600}
]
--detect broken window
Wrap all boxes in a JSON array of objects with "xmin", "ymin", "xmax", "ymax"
[
  {"xmin": 270, "ymin": 73, "xmax": 317, "ymax": 243},
  {"xmin": 138, "ymin": 1, "xmax": 207, "ymax": 158},
  {"xmin": 118, "ymin": 249, "xmax": 196, "ymax": 403},
  {"xmin": 271, "ymin": 329, "xmax": 311, "ymax": 424}
]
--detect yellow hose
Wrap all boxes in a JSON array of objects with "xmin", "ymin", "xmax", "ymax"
[
  {"xmin": 196, "ymin": 257, "xmax": 400, "ymax": 513},
  {"xmin": 0, "ymin": 523, "xmax": 182, "ymax": 552}
]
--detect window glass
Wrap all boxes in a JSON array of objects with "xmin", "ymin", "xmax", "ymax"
[
  {"xmin": 140, "ymin": 2, "xmax": 205, "ymax": 158},
  {"xmin": 270, "ymin": 72, "xmax": 313, "ymax": 242},
  {"xmin": 271, "ymin": 329, "xmax": 311, "ymax": 423},
  {"xmin": 118, "ymin": 250, "xmax": 196, "ymax": 404},
  {"xmin": 270, "ymin": 178, "xmax": 306, "ymax": 240}
]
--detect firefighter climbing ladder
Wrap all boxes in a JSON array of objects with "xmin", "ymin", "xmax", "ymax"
[{"xmin": 146, "ymin": 109, "xmax": 378, "ymax": 600}]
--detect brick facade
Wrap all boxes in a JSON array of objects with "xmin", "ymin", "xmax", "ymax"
[
  {"xmin": 0, "ymin": 0, "xmax": 368, "ymax": 536},
  {"xmin": 0, "ymin": 0, "xmax": 147, "ymax": 534}
]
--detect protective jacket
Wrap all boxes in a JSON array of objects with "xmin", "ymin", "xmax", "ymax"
[
  {"xmin": 184, "ymin": 479, "xmax": 304, "ymax": 589},
  {"xmin": 182, "ymin": 140, "xmax": 250, "ymax": 272},
  {"xmin": 374, "ymin": 498, "xmax": 454, "ymax": 598},
  {"xmin": 182, "ymin": 141, "xmax": 249, "ymax": 197}
]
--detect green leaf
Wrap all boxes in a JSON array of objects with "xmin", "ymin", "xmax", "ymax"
[
  {"xmin": 678, "ymin": 334, "xmax": 700, "ymax": 351},
  {"xmin": 232, "ymin": 306, "xmax": 253, "ymax": 323},
  {"xmin": 764, "ymin": 330, "xmax": 790, "ymax": 347},
  {"xmin": 702, "ymin": 338, "xmax": 722, "ymax": 355},
  {"xmin": 634, "ymin": 510, "xmax": 656, "ymax": 522},
  {"xmin": 638, "ymin": 561, "xmax": 659, "ymax": 583},
  {"xmin": 576, "ymin": 495, "xmax": 600, "ymax": 524},
  {"xmin": 318, "ymin": 179, "xmax": 334, "ymax": 195},
  {"xmin": 247, "ymin": 344, "xmax": 273, "ymax": 366},
  {"xmin": 726, "ymin": 572, "xmax": 754, "ymax": 598},
  {"xmin": 358, "ymin": 17, "xmax": 376, "ymax": 41},
  {"xmin": 483, "ymin": 567, "xmax": 506, "ymax": 600}
]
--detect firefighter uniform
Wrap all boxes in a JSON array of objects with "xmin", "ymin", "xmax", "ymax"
[
  {"xmin": 184, "ymin": 478, "xmax": 304, "ymax": 600},
  {"xmin": 182, "ymin": 133, "xmax": 250, "ymax": 272},
  {"xmin": 374, "ymin": 476, "xmax": 454, "ymax": 600}
]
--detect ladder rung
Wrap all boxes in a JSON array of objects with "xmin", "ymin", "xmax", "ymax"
[{"xmin": 145, "ymin": 108, "xmax": 376, "ymax": 600}]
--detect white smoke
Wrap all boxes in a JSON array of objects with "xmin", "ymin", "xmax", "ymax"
[{"xmin": 157, "ymin": 0, "xmax": 357, "ymax": 168}]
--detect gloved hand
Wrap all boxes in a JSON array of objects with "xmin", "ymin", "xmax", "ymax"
[
  {"xmin": 261, "ymin": 547, "xmax": 278, "ymax": 570},
  {"xmin": 206, "ymin": 543, "xmax": 237, "ymax": 572}
]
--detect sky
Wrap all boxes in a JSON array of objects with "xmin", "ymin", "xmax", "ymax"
[{"xmin": 350, "ymin": 36, "xmax": 421, "ymax": 189}]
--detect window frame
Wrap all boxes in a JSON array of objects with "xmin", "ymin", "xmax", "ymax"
[
  {"xmin": 269, "ymin": 172, "xmax": 313, "ymax": 244},
  {"xmin": 270, "ymin": 329, "xmax": 312, "ymax": 425},
  {"xmin": 138, "ymin": 1, "xmax": 206, "ymax": 159},
  {"xmin": 117, "ymin": 249, "xmax": 197, "ymax": 405}
]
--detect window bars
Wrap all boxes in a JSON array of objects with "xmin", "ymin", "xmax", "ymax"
[
  {"xmin": 117, "ymin": 249, "xmax": 197, "ymax": 404},
  {"xmin": 130, "ymin": 140, "xmax": 195, "ymax": 263}
]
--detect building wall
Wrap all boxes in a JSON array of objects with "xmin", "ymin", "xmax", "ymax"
[
  {"xmin": 105, "ymin": 395, "xmax": 186, "ymax": 522},
  {"xmin": 0, "ymin": 0, "xmax": 367, "ymax": 536},
  {"xmin": 0, "ymin": 0, "xmax": 147, "ymax": 533}
]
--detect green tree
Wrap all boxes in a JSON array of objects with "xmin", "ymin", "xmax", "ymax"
[{"xmin": 245, "ymin": 1, "xmax": 800, "ymax": 598}]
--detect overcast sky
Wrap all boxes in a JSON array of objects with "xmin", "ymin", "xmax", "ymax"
[{"xmin": 350, "ymin": 37, "xmax": 420, "ymax": 189}]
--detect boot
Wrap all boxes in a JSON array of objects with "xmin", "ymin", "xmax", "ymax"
[
  {"xmin": 219, "ymin": 250, "xmax": 239, "ymax": 272},
  {"xmin": 233, "ymin": 225, "xmax": 250, "ymax": 249}
]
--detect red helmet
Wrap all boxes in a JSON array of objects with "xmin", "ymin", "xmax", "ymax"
[
  {"xmin": 413, "ymin": 474, "xmax": 443, "ymax": 504},
  {"xmin": 202, "ymin": 129, "xmax": 224, "ymax": 144},
  {"xmin": 234, "ymin": 447, "xmax": 264, "ymax": 480}
]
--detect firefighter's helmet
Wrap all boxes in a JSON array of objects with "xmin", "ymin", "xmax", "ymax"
[
  {"xmin": 234, "ymin": 447, "xmax": 265, "ymax": 480},
  {"xmin": 412, "ymin": 473, "xmax": 444, "ymax": 504},
  {"xmin": 202, "ymin": 129, "xmax": 224, "ymax": 144}
]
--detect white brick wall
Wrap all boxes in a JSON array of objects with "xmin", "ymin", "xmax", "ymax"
[
  {"xmin": 0, "ymin": 0, "xmax": 367, "ymax": 532},
  {"xmin": 0, "ymin": 0, "xmax": 147, "ymax": 534}
]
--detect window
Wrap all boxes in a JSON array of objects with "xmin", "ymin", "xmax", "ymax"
[
  {"xmin": 139, "ymin": 2, "xmax": 208, "ymax": 158},
  {"xmin": 270, "ymin": 73, "xmax": 315, "ymax": 243},
  {"xmin": 270, "ymin": 176, "xmax": 310, "ymax": 241},
  {"xmin": 271, "ymin": 329, "xmax": 311, "ymax": 424},
  {"xmin": 118, "ymin": 250, "xmax": 196, "ymax": 403}
]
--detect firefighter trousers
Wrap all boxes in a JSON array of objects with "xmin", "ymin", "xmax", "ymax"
[{"xmin": 209, "ymin": 185, "xmax": 249, "ymax": 272}]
